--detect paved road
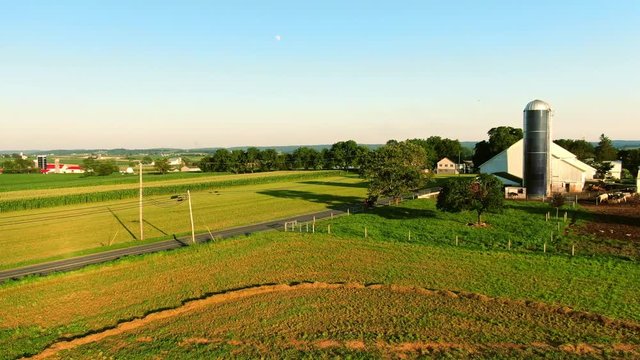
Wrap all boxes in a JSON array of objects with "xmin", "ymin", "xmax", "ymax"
[{"xmin": 0, "ymin": 208, "xmax": 347, "ymax": 283}]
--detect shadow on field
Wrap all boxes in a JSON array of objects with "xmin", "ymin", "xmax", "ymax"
[
  {"xmin": 108, "ymin": 208, "xmax": 137, "ymax": 240},
  {"xmin": 370, "ymin": 206, "xmax": 436, "ymax": 220},
  {"xmin": 299, "ymin": 180, "xmax": 369, "ymax": 188},
  {"xmin": 258, "ymin": 189, "xmax": 361, "ymax": 210},
  {"xmin": 144, "ymin": 220, "xmax": 169, "ymax": 236}
]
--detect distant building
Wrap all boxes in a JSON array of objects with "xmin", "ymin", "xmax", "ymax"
[
  {"xmin": 180, "ymin": 166, "xmax": 202, "ymax": 173},
  {"xmin": 436, "ymin": 157, "xmax": 459, "ymax": 175},
  {"xmin": 479, "ymin": 139, "xmax": 596, "ymax": 193},
  {"xmin": 606, "ymin": 160, "xmax": 623, "ymax": 180},
  {"xmin": 168, "ymin": 157, "xmax": 183, "ymax": 167},
  {"xmin": 40, "ymin": 162, "xmax": 85, "ymax": 174},
  {"xmin": 36, "ymin": 155, "xmax": 47, "ymax": 169}
]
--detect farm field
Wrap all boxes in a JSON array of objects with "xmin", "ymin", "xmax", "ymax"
[
  {"xmin": 43, "ymin": 285, "xmax": 640, "ymax": 359},
  {"xmin": 1, "ymin": 205, "xmax": 639, "ymax": 359},
  {"xmin": 318, "ymin": 198, "xmax": 640, "ymax": 260},
  {"xmin": 0, "ymin": 171, "xmax": 219, "ymax": 193},
  {"xmin": 0, "ymin": 170, "xmax": 333, "ymax": 203},
  {"xmin": 0, "ymin": 173, "xmax": 365, "ymax": 269}
]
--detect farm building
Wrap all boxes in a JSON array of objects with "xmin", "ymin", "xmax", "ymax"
[
  {"xmin": 180, "ymin": 166, "xmax": 202, "ymax": 172},
  {"xmin": 479, "ymin": 139, "xmax": 596, "ymax": 192},
  {"xmin": 436, "ymin": 157, "xmax": 459, "ymax": 175},
  {"xmin": 40, "ymin": 161, "xmax": 85, "ymax": 174},
  {"xmin": 606, "ymin": 160, "xmax": 623, "ymax": 180},
  {"xmin": 168, "ymin": 157, "xmax": 183, "ymax": 167}
]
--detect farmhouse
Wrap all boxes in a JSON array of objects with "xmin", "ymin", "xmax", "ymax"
[
  {"xmin": 479, "ymin": 139, "xmax": 596, "ymax": 192},
  {"xmin": 436, "ymin": 157, "xmax": 459, "ymax": 175}
]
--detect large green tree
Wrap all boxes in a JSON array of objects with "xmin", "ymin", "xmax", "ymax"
[
  {"xmin": 407, "ymin": 136, "xmax": 464, "ymax": 169},
  {"xmin": 82, "ymin": 158, "xmax": 119, "ymax": 176},
  {"xmin": 330, "ymin": 140, "xmax": 360, "ymax": 170},
  {"xmin": 361, "ymin": 141, "xmax": 430, "ymax": 202},
  {"xmin": 554, "ymin": 139, "xmax": 595, "ymax": 161},
  {"xmin": 154, "ymin": 158, "xmax": 171, "ymax": 174},
  {"xmin": 473, "ymin": 127, "xmax": 523, "ymax": 168},
  {"xmin": 619, "ymin": 149, "xmax": 640, "ymax": 178},
  {"xmin": 436, "ymin": 174, "xmax": 504, "ymax": 225},
  {"xmin": 595, "ymin": 134, "xmax": 618, "ymax": 162}
]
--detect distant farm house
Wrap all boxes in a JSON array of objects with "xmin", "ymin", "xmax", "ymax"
[
  {"xmin": 479, "ymin": 139, "xmax": 596, "ymax": 193},
  {"xmin": 436, "ymin": 157, "xmax": 459, "ymax": 175},
  {"xmin": 180, "ymin": 166, "xmax": 202, "ymax": 173},
  {"xmin": 168, "ymin": 157, "xmax": 183, "ymax": 167}
]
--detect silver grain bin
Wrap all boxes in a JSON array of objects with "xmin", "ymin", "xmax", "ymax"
[{"xmin": 523, "ymin": 100, "xmax": 552, "ymax": 199}]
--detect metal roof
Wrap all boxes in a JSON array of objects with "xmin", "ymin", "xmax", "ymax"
[{"xmin": 524, "ymin": 99, "xmax": 551, "ymax": 111}]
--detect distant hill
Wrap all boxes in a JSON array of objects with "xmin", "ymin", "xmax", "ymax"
[
  {"xmin": 0, "ymin": 144, "xmax": 384, "ymax": 156},
  {"xmin": 2, "ymin": 140, "xmax": 637, "ymax": 156},
  {"xmin": 611, "ymin": 141, "xmax": 640, "ymax": 150}
]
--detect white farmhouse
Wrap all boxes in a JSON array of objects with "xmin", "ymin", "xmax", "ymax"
[
  {"xmin": 479, "ymin": 139, "xmax": 596, "ymax": 193},
  {"xmin": 436, "ymin": 157, "xmax": 458, "ymax": 175}
]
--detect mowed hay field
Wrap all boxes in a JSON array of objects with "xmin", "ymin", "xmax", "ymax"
[
  {"xmin": 1, "ymin": 227, "xmax": 639, "ymax": 359},
  {"xmin": 44, "ymin": 285, "xmax": 640, "ymax": 359},
  {"xmin": 0, "ymin": 172, "xmax": 365, "ymax": 269},
  {"xmin": 0, "ymin": 171, "xmax": 331, "ymax": 202}
]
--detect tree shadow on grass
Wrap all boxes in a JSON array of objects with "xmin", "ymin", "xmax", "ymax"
[
  {"xmin": 258, "ymin": 189, "xmax": 362, "ymax": 210},
  {"xmin": 298, "ymin": 180, "xmax": 369, "ymax": 189},
  {"xmin": 369, "ymin": 205, "xmax": 437, "ymax": 220}
]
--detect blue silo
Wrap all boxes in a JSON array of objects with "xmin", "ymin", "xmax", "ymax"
[{"xmin": 523, "ymin": 100, "xmax": 552, "ymax": 199}]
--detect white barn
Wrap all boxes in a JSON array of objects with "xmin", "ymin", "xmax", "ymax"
[{"xmin": 479, "ymin": 139, "xmax": 596, "ymax": 193}]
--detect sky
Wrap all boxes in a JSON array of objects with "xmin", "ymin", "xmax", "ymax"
[{"xmin": 1, "ymin": 0, "xmax": 638, "ymax": 150}]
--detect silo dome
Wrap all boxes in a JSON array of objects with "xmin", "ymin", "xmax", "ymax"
[{"xmin": 524, "ymin": 99, "xmax": 552, "ymax": 111}]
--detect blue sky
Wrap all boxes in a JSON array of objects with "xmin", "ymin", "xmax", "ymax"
[{"xmin": 1, "ymin": 0, "xmax": 638, "ymax": 149}]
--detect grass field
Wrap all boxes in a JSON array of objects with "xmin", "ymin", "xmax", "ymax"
[
  {"xmin": 1, "ymin": 225, "xmax": 639, "ymax": 358},
  {"xmin": 0, "ymin": 171, "xmax": 216, "ymax": 193},
  {"xmin": 0, "ymin": 171, "xmax": 336, "ymax": 204},
  {"xmin": 42, "ymin": 285, "xmax": 640, "ymax": 359},
  {"xmin": 0, "ymin": 173, "xmax": 366, "ymax": 269},
  {"xmin": 1, "ymin": 175, "xmax": 638, "ymax": 359}
]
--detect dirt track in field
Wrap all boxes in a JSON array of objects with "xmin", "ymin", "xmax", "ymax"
[{"xmin": 27, "ymin": 282, "xmax": 640, "ymax": 359}]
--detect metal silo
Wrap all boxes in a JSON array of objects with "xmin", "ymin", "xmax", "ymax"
[{"xmin": 523, "ymin": 100, "xmax": 552, "ymax": 199}]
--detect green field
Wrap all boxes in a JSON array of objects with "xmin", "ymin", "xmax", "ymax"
[
  {"xmin": 46, "ymin": 285, "xmax": 640, "ymax": 359},
  {"xmin": 0, "ymin": 171, "xmax": 217, "ymax": 193},
  {"xmin": 1, "ymin": 173, "xmax": 638, "ymax": 359},
  {"xmin": 0, "ymin": 172, "xmax": 365, "ymax": 269},
  {"xmin": 1, "ymin": 201, "xmax": 639, "ymax": 359}
]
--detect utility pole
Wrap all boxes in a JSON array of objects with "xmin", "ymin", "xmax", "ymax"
[
  {"xmin": 188, "ymin": 190, "xmax": 195, "ymax": 244},
  {"xmin": 139, "ymin": 162, "xmax": 144, "ymax": 241}
]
